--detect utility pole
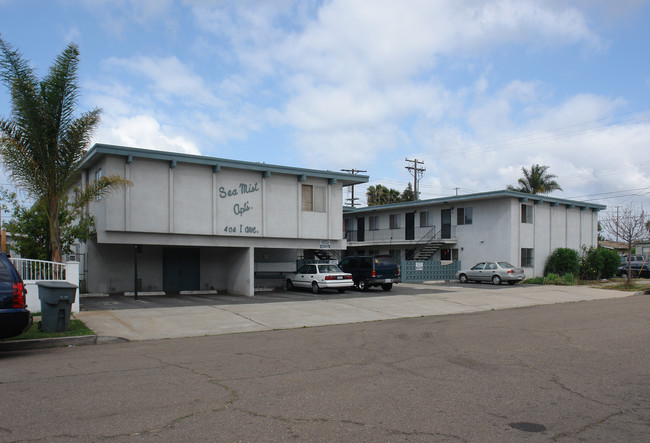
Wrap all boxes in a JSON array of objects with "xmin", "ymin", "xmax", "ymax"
[
  {"xmin": 341, "ymin": 168, "xmax": 366, "ymax": 208},
  {"xmin": 405, "ymin": 158, "xmax": 426, "ymax": 200}
]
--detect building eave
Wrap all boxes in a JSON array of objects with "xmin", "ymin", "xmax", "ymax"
[
  {"xmin": 80, "ymin": 143, "xmax": 370, "ymax": 186},
  {"xmin": 344, "ymin": 189, "xmax": 606, "ymax": 214}
]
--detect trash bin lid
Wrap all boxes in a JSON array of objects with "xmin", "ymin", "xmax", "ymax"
[{"xmin": 36, "ymin": 281, "xmax": 78, "ymax": 289}]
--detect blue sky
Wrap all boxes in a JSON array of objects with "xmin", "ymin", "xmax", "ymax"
[{"xmin": 1, "ymin": 0, "xmax": 650, "ymax": 215}]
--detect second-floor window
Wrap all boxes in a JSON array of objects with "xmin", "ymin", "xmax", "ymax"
[
  {"xmin": 420, "ymin": 211, "xmax": 432, "ymax": 227},
  {"xmin": 369, "ymin": 215, "xmax": 379, "ymax": 231},
  {"xmin": 302, "ymin": 185, "xmax": 325, "ymax": 212},
  {"xmin": 521, "ymin": 204, "xmax": 533, "ymax": 223},
  {"xmin": 95, "ymin": 167, "xmax": 103, "ymax": 200},
  {"xmin": 389, "ymin": 214, "xmax": 400, "ymax": 229},
  {"xmin": 457, "ymin": 207, "xmax": 473, "ymax": 225}
]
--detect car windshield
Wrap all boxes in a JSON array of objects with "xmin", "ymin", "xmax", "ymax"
[
  {"xmin": 318, "ymin": 265, "xmax": 343, "ymax": 273},
  {"xmin": 498, "ymin": 262, "xmax": 515, "ymax": 269}
]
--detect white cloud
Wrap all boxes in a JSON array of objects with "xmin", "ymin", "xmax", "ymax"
[
  {"xmin": 103, "ymin": 56, "xmax": 223, "ymax": 108},
  {"xmin": 95, "ymin": 114, "xmax": 200, "ymax": 155}
]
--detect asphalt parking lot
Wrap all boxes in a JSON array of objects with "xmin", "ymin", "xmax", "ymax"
[
  {"xmin": 75, "ymin": 282, "xmax": 632, "ymax": 341},
  {"xmin": 80, "ymin": 281, "xmax": 533, "ymax": 311}
]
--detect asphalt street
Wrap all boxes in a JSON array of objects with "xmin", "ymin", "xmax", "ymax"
[{"xmin": 1, "ymin": 294, "xmax": 648, "ymax": 442}]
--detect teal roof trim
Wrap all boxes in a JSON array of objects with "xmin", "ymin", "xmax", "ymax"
[
  {"xmin": 80, "ymin": 144, "xmax": 369, "ymax": 186},
  {"xmin": 345, "ymin": 189, "xmax": 606, "ymax": 213}
]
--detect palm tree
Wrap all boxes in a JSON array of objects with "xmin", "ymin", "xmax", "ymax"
[
  {"xmin": 0, "ymin": 37, "xmax": 129, "ymax": 262},
  {"xmin": 367, "ymin": 184, "xmax": 403, "ymax": 206},
  {"xmin": 507, "ymin": 164, "xmax": 562, "ymax": 195}
]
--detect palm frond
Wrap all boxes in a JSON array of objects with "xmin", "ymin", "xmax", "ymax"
[{"xmin": 71, "ymin": 175, "xmax": 131, "ymax": 211}]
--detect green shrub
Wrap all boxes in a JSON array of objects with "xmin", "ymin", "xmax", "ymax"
[
  {"xmin": 544, "ymin": 273, "xmax": 560, "ymax": 284},
  {"xmin": 545, "ymin": 248, "xmax": 580, "ymax": 276},
  {"xmin": 580, "ymin": 247, "xmax": 621, "ymax": 280},
  {"xmin": 560, "ymin": 273, "xmax": 576, "ymax": 285}
]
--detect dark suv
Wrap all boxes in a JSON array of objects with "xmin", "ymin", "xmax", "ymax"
[
  {"xmin": 338, "ymin": 255, "xmax": 401, "ymax": 291},
  {"xmin": 0, "ymin": 253, "xmax": 32, "ymax": 339}
]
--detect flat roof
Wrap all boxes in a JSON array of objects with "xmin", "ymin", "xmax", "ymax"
[
  {"xmin": 344, "ymin": 189, "xmax": 606, "ymax": 213},
  {"xmin": 80, "ymin": 143, "xmax": 369, "ymax": 186}
]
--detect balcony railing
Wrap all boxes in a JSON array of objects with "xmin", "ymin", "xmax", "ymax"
[{"xmin": 345, "ymin": 225, "xmax": 456, "ymax": 243}]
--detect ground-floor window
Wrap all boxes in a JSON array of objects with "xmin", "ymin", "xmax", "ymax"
[{"xmin": 521, "ymin": 248, "xmax": 534, "ymax": 267}]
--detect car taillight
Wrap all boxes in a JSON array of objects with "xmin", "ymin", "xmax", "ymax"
[
  {"xmin": 12, "ymin": 282, "xmax": 25, "ymax": 308},
  {"xmin": 371, "ymin": 270, "xmax": 376, "ymax": 277},
  {"xmin": 325, "ymin": 276, "xmax": 336, "ymax": 280},
  {"xmin": 344, "ymin": 275, "xmax": 352, "ymax": 279},
  {"xmin": 508, "ymin": 270, "xmax": 514, "ymax": 274}
]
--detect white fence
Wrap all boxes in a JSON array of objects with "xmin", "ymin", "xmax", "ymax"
[{"xmin": 9, "ymin": 258, "xmax": 80, "ymax": 314}]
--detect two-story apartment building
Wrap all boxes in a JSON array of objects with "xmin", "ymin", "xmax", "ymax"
[
  {"xmin": 74, "ymin": 144, "xmax": 368, "ymax": 296},
  {"xmin": 343, "ymin": 190, "xmax": 605, "ymax": 278}
]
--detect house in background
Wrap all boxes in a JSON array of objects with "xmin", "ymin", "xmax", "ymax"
[
  {"xmin": 72, "ymin": 144, "xmax": 368, "ymax": 296},
  {"xmin": 343, "ymin": 190, "xmax": 605, "ymax": 279},
  {"xmin": 598, "ymin": 240, "xmax": 629, "ymax": 256}
]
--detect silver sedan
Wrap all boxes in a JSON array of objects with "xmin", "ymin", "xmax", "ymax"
[
  {"xmin": 286, "ymin": 264, "xmax": 354, "ymax": 294},
  {"xmin": 456, "ymin": 261, "xmax": 525, "ymax": 285}
]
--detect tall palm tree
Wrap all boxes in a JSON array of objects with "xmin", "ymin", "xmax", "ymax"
[
  {"xmin": 507, "ymin": 164, "xmax": 562, "ymax": 195},
  {"xmin": 367, "ymin": 184, "xmax": 403, "ymax": 206},
  {"xmin": 0, "ymin": 37, "xmax": 129, "ymax": 262}
]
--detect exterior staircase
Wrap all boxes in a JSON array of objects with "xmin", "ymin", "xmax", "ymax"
[{"xmin": 413, "ymin": 241, "xmax": 445, "ymax": 261}]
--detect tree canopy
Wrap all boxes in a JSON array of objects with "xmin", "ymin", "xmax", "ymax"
[
  {"xmin": 0, "ymin": 37, "xmax": 129, "ymax": 261},
  {"xmin": 367, "ymin": 183, "xmax": 416, "ymax": 206},
  {"xmin": 507, "ymin": 164, "xmax": 562, "ymax": 195}
]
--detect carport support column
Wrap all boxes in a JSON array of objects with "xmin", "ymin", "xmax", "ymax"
[{"xmin": 228, "ymin": 247, "xmax": 255, "ymax": 297}]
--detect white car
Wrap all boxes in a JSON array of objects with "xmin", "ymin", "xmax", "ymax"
[
  {"xmin": 286, "ymin": 264, "xmax": 354, "ymax": 294},
  {"xmin": 456, "ymin": 261, "xmax": 526, "ymax": 285}
]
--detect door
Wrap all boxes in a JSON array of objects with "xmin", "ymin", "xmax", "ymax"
[
  {"xmin": 357, "ymin": 217, "xmax": 365, "ymax": 242},
  {"xmin": 163, "ymin": 247, "xmax": 200, "ymax": 292},
  {"xmin": 441, "ymin": 209, "xmax": 452, "ymax": 238},
  {"xmin": 405, "ymin": 212, "xmax": 415, "ymax": 240},
  {"xmin": 467, "ymin": 262, "xmax": 486, "ymax": 281}
]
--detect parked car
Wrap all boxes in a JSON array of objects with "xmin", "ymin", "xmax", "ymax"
[
  {"xmin": 620, "ymin": 255, "xmax": 647, "ymax": 265},
  {"xmin": 616, "ymin": 262, "xmax": 650, "ymax": 279},
  {"xmin": 0, "ymin": 253, "xmax": 32, "ymax": 339},
  {"xmin": 456, "ymin": 261, "xmax": 525, "ymax": 285},
  {"xmin": 286, "ymin": 263, "xmax": 353, "ymax": 294},
  {"xmin": 338, "ymin": 255, "xmax": 401, "ymax": 291}
]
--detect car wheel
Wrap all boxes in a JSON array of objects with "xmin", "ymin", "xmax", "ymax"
[
  {"xmin": 507, "ymin": 281, "xmax": 516, "ymax": 285},
  {"xmin": 492, "ymin": 275, "xmax": 502, "ymax": 285},
  {"xmin": 311, "ymin": 282, "xmax": 321, "ymax": 294},
  {"xmin": 458, "ymin": 273, "xmax": 468, "ymax": 283},
  {"xmin": 337, "ymin": 288, "xmax": 346, "ymax": 294},
  {"xmin": 286, "ymin": 279, "xmax": 294, "ymax": 290},
  {"xmin": 381, "ymin": 283, "xmax": 393, "ymax": 291},
  {"xmin": 358, "ymin": 279, "xmax": 369, "ymax": 291}
]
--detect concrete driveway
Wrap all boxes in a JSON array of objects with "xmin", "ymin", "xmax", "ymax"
[{"xmin": 75, "ymin": 283, "xmax": 633, "ymax": 341}]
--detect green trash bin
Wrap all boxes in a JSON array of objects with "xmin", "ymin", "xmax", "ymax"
[{"xmin": 36, "ymin": 281, "xmax": 78, "ymax": 333}]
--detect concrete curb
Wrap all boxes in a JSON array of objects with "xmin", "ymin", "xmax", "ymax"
[{"xmin": 0, "ymin": 335, "xmax": 128, "ymax": 352}]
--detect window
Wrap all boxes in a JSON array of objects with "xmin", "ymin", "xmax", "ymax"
[
  {"xmin": 302, "ymin": 185, "xmax": 325, "ymax": 212},
  {"xmin": 420, "ymin": 211, "xmax": 432, "ymax": 227},
  {"xmin": 369, "ymin": 215, "xmax": 379, "ymax": 231},
  {"xmin": 521, "ymin": 248, "xmax": 534, "ymax": 267},
  {"xmin": 452, "ymin": 248, "xmax": 459, "ymax": 261},
  {"xmin": 457, "ymin": 207, "xmax": 473, "ymax": 225},
  {"xmin": 389, "ymin": 214, "xmax": 400, "ymax": 229},
  {"xmin": 95, "ymin": 168, "xmax": 103, "ymax": 200},
  {"xmin": 521, "ymin": 204, "xmax": 533, "ymax": 223}
]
